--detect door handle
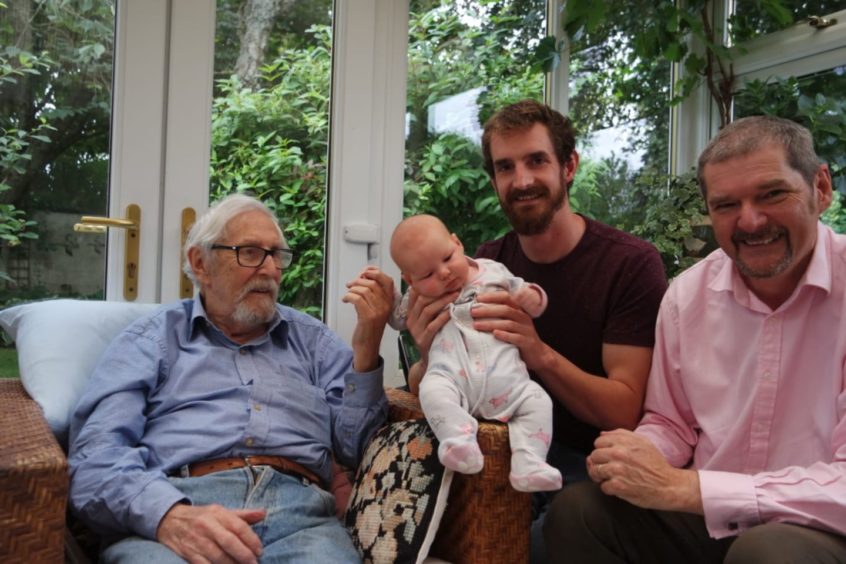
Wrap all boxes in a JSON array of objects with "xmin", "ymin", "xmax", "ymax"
[
  {"xmin": 180, "ymin": 207, "xmax": 196, "ymax": 299},
  {"xmin": 343, "ymin": 222, "xmax": 380, "ymax": 262},
  {"xmin": 74, "ymin": 204, "xmax": 141, "ymax": 301}
]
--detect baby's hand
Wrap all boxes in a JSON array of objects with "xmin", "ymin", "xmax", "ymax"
[
  {"xmin": 354, "ymin": 265, "xmax": 383, "ymax": 281},
  {"xmin": 513, "ymin": 285, "xmax": 546, "ymax": 318}
]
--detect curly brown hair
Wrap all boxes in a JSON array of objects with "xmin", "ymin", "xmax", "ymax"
[{"xmin": 481, "ymin": 99, "xmax": 577, "ymax": 179}]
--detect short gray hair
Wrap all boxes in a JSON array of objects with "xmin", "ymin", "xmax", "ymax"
[
  {"xmin": 182, "ymin": 194, "xmax": 283, "ymax": 285},
  {"xmin": 697, "ymin": 115, "xmax": 821, "ymax": 197}
]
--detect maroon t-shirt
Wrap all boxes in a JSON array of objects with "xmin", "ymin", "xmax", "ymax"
[{"xmin": 475, "ymin": 216, "xmax": 668, "ymax": 454}]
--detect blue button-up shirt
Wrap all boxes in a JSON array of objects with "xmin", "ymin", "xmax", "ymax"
[{"xmin": 68, "ymin": 296, "xmax": 387, "ymax": 539}]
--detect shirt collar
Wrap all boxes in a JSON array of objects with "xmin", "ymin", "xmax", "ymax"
[
  {"xmin": 710, "ymin": 221, "xmax": 832, "ymax": 307},
  {"xmin": 188, "ymin": 293, "xmax": 288, "ymax": 343}
]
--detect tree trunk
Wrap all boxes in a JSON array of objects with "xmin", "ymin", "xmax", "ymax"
[{"xmin": 234, "ymin": 0, "xmax": 294, "ymax": 89}]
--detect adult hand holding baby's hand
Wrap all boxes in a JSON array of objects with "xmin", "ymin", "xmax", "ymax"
[{"xmin": 343, "ymin": 266, "xmax": 394, "ymax": 372}]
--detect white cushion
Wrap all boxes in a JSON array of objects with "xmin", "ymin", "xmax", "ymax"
[{"xmin": 0, "ymin": 299, "xmax": 159, "ymax": 446}]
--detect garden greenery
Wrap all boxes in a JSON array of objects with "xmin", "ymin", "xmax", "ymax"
[{"xmin": 4, "ymin": 0, "xmax": 846, "ymax": 317}]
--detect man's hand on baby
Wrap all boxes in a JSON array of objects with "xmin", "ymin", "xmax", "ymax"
[
  {"xmin": 472, "ymin": 291, "xmax": 548, "ymax": 372},
  {"xmin": 406, "ymin": 287, "xmax": 458, "ymax": 359}
]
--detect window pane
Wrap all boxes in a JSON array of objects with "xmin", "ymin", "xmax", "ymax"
[
  {"xmin": 735, "ymin": 66, "xmax": 846, "ymax": 232},
  {"xmin": 0, "ymin": 1, "xmax": 114, "ymax": 307},
  {"xmin": 210, "ymin": 0, "xmax": 332, "ymax": 318},
  {"xmin": 403, "ymin": 0, "xmax": 546, "ymax": 255},
  {"xmin": 564, "ymin": 3, "xmax": 674, "ymax": 261},
  {"xmin": 732, "ymin": 0, "xmax": 846, "ymax": 41}
]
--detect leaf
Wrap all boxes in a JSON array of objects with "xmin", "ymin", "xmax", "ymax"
[
  {"xmin": 584, "ymin": 1, "xmax": 608, "ymax": 34},
  {"xmin": 663, "ymin": 42, "xmax": 683, "ymax": 62},
  {"xmin": 532, "ymin": 36, "xmax": 561, "ymax": 73}
]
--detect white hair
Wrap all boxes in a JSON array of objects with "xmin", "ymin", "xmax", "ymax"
[{"xmin": 182, "ymin": 194, "xmax": 284, "ymax": 285}]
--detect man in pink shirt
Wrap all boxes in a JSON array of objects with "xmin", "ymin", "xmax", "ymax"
[{"xmin": 544, "ymin": 115, "xmax": 846, "ymax": 563}]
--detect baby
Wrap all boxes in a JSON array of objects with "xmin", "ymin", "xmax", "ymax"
[{"xmin": 388, "ymin": 214, "xmax": 562, "ymax": 492}]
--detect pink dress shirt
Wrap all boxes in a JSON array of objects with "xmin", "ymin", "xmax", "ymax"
[{"xmin": 637, "ymin": 222, "xmax": 846, "ymax": 539}]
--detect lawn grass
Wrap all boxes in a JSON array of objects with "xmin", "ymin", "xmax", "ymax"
[{"xmin": 0, "ymin": 347, "xmax": 20, "ymax": 378}]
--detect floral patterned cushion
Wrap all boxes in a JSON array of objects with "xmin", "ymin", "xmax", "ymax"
[{"xmin": 345, "ymin": 419, "xmax": 453, "ymax": 564}]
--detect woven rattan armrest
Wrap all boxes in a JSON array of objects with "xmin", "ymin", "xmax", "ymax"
[
  {"xmin": 386, "ymin": 387, "xmax": 531, "ymax": 564},
  {"xmin": 0, "ymin": 379, "xmax": 68, "ymax": 563}
]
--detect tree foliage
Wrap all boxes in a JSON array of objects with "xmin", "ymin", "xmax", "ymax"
[
  {"xmin": 210, "ymin": 0, "xmax": 550, "ymax": 314},
  {"xmin": 210, "ymin": 24, "xmax": 331, "ymax": 316},
  {"xmin": 0, "ymin": 0, "xmax": 113, "ymax": 213},
  {"xmin": 559, "ymin": 0, "xmax": 793, "ymax": 127},
  {"xmin": 5, "ymin": 0, "xmax": 846, "ymax": 311},
  {"xmin": 404, "ymin": 0, "xmax": 546, "ymax": 254}
]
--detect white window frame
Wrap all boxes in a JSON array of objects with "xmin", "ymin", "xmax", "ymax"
[
  {"xmin": 324, "ymin": 0, "xmax": 409, "ymax": 385},
  {"xmin": 673, "ymin": 4, "xmax": 846, "ymax": 174},
  {"xmin": 547, "ymin": 0, "xmax": 570, "ymax": 113}
]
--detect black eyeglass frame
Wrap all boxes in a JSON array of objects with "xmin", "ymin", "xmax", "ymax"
[{"xmin": 210, "ymin": 244, "xmax": 294, "ymax": 268}]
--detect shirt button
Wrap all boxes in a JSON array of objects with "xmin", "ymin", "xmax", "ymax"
[
  {"xmin": 240, "ymin": 348, "xmax": 248, "ymax": 355},
  {"xmin": 346, "ymin": 383, "xmax": 356, "ymax": 393},
  {"xmin": 245, "ymin": 437, "xmax": 254, "ymax": 446},
  {"xmin": 253, "ymin": 403, "xmax": 262, "ymax": 412},
  {"xmin": 763, "ymin": 371, "xmax": 772, "ymax": 379}
]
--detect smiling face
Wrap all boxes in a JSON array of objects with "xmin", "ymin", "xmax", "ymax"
[
  {"xmin": 488, "ymin": 122, "xmax": 577, "ymax": 235},
  {"xmin": 189, "ymin": 210, "xmax": 284, "ymax": 339},
  {"xmin": 704, "ymin": 143, "xmax": 832, "ymax": 301},
  {"xmin": 391, "ymin": 216, "xmax": 470, "ymax": 299}
]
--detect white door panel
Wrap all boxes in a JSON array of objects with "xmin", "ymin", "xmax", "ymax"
[
  {"xmin": 108, "ymin": 0, "xmax": 212, "ymax": 303},
  {"xmin": 326, "ymin": 0, "xmax": 409, "ymax": 387}
]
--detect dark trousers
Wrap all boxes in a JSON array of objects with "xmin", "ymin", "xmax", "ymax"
[{"xmin": 544, "ymin": 481, "xmax": 846, "ymax": 564}]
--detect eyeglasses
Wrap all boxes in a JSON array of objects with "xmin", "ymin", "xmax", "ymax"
[{"xmin": 210, "ymin": 244, "xmax": 294, "ymax": 268}]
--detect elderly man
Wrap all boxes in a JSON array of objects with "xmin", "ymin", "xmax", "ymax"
[
  {"xmin": 544, "ymin": 116, "xmax": 846, "ymax": 563},
  {"xmin": 396, "ymin": 99, "xmax": 667, "ymax": 563},
  {"xmin": 69, "ymin": 194, "xmax": 393, "ymax": 563}
]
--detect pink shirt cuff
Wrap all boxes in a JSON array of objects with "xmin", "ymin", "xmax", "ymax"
[{"xmin": 699, "ymin": 470, "xmax": 761, "ymax": 538}]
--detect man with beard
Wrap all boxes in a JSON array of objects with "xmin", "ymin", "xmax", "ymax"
[
  {"xmin": 402, "ymin": 99, "xmax": 668, "ymax": 563},
  {"xmin": 543, "ymin": 116, "xmax": 846, "ymax": 563},
  {"xmin": 68, "ymin": 194, "xmax": 394, "ymax": 563}
]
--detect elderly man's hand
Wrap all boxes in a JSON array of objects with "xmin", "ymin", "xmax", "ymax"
[
  {"xmin": 587, "ymin": 429, "xmax": 703, "ymax": 514},
  {"xmin": 157, "ymin": 502, "xmax": 266, "ymax": 564},
  {"xmin": 343, "ymin": 266, "xmax": 394, "ymax": 372}
]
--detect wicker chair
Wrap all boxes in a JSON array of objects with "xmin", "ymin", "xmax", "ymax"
[
  {"xmin": 0, "ymin": 379, "xmax": 68, "ymax": 563},
  {"xmin": 0, "ymin": 381, "xmax": 530, "ymax": 564},
  {"xmin": 386, "ymin": 387, "xmax": 531, "ymax": 563}
]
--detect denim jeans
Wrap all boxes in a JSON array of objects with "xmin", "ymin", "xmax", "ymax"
[
  {"xmin": 101, "ymin": 466, "xmax": 359, "ymax": 563},
  {"xmin": 530, "ymin": 442, "xmax": 589, "ymax": 564}
]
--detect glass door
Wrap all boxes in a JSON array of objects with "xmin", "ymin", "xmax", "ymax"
[
  {"xmin": 0, "ymin": 0, "xmax": 116, "ymax": 305},
  {"xmin": 209, "ymin": 0, "xmax": 333, "ymax": 318},
  {"xmin": 0, "ymin": 0, "xmax": 215, "ymax": 308}
]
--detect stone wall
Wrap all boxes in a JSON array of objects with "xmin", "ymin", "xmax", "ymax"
[{"xmin": 1, "ymin": 211, "xmax": 106, "ymax": 297}]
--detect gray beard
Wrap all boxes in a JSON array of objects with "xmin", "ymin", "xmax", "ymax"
[
  {"xmin": 232, "ymin": 298, "xmax": 276, "ymax": 326},
  {"xmin": 735, "ymin": 248, "xmax": 793, "ymax": 279},
  {"xmin": 232, "ymin": 279, "xmax": 279, "ymax": 326}
]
